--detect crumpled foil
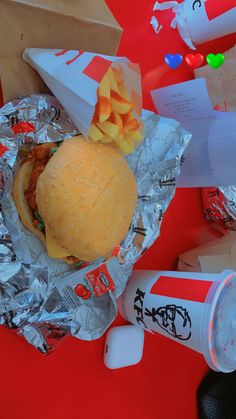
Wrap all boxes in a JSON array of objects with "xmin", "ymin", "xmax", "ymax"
[
  {"xmin": 202, "ymin": 186, "xmax": 236, "ymax": 231},
  {"xmin": 0, "ymin": 94, "xmax": 191, "ymax": 353}
]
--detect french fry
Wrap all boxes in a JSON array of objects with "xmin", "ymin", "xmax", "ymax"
[
  {"xmin": 113, "ymin": 134, "xmax": 134, "ymax": 154},
  {"xmin": 98, "ymin": 96, "xmax": 112, "ymax": 123},
  {"xmin": 111, "ymin": 91, "xmax": 133, "ymax": 115},
  {"xmin": 129, "ymin": 128, "xmax": 143, "ymax": 143},
  {"xmin": 112, "ymin": 66, "xmax": 123, "ymax": 84},
  {"xmin": 90, "ymin": 65, "xmax": 143, "ymax": 154},
  {"xmin": 98, "ymin": 73, "xmax": 110, "ymax": 98},
  {"xmin": 118, "ymin": 80, "xmax": 130, "ymax": 100},
  {"xmin": 123, "ymin": 112, "xmax": 140, "ymax": 131},
  {"xmin": 109, "ymin": 111, "xmax": 124, "ymax": 137},
  {"xmin": 92, "ymin": 105, "xmax": 99, "ymax": 124},
  {"xmin": 98, "ymin": 73, "xmax": 111, "ymax": 122},
  {"xmin": 111, "ymin": 67, "xmax": 131, "ymax": 101},
  {"xmin": 101, "ymin": 136, "xmax": 113, "ymax": 143},
  {"xmin": 96, "ymin": 121, "xmax": 119, "ymax": 139},
  {"xmin": 107, "ymin": 68, "xmax": 119, "ymax": 93},
  {"xmin": 89, "ymin": 124, "xmax": 104, "ymax": 142},
  {"xmin": 117, "ymin": 137, "xmax": 134, "ymax": 154},
  {"xmin": 124, "ymin": 126, "xmax": 130, "ymax": 136}
]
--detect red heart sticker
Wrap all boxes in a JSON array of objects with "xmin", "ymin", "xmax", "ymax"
[{"xmin": 185, "ymin": 53, "xmax": 204, "ymax": 69}]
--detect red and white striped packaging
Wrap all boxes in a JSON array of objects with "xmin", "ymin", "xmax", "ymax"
[
  {"xmin": 154, "ymin": 0, "xmax": 236, "ymax": 49},
  {"xmin": 23, "ymin": 48, "xmax": 142, "ymax": 136},
  {"xmin": 182, "ymin": 0, "xmax": 236, "ymax": 48}
]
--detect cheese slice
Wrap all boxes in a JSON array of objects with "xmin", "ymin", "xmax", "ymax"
[{"xmin": 45, "ymin": 228, "xmax": 71, "ymax": 258}]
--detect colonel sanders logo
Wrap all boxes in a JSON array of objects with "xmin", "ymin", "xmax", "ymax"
[{"xmin": 145, "ymin": 304, "xmax": 192, "ymax": 341}]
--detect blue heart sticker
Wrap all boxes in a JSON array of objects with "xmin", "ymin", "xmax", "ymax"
[{"xmin": 165, "ymin": 53, "xmax": 183, "ymax": 69}]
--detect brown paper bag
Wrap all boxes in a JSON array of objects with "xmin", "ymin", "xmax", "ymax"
[
  {"xmin": 0, "ymin": 0, "xmax": 122, "ymax": 102},
  {"xmin": 194, "ymin": 44, "xmax": 236, "ymax": 112},
  {"xmin": 178, "ymin": 233, "xmax": 236, "ymax": 272}
]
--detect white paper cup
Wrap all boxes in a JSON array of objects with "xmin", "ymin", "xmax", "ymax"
[
  {"xmin": 119, "ymin": 270, "xmax": 236, "ymax": 372},
  {"xmin": 181, "ymin": 0, "xmax": 236, "ymax": 47}
]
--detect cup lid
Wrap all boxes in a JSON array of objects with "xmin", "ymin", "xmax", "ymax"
[{"xmin": 203, "ymin": 270, "xmax": 236, "ymax": 372}]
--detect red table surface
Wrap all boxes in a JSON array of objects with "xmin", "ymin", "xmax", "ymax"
[{"xmin": 0, "ymin": 1, "xmax": 236, "ymax": 419}]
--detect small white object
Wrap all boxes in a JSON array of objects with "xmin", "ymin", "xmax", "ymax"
[
  {"xmin": 150, "ymin": 16, "xmax": 163, "ymax": 34},
  {"xmin": 153, "ymin": 1, "xmax": 178, "ymax": 12},
  {"xmin": 152, "ymin": 0, "xmax": 236, "ymax": 50},
  {"xmin": 104, "ymin": 325, "xmax": 144, "ymax": 369}
]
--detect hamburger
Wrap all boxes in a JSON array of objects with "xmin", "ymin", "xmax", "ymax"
[{"xmin": 13, "ymin": 136, "xmax": 137, "ymax": 264}]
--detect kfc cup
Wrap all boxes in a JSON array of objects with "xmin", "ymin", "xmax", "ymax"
[
  {"xmin": 182, "ymin": 0, "xmax": 236, "ymax": 48},
  {"xmin": 119, "ymin": 269, "xmax": 236, "ymax": 372},
  {"xmin": 154, "ymin": 0, "xmax": 236, "ymax": 50}
]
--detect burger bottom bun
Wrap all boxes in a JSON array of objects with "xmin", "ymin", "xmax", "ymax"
[
  {"xmin": 12, "ymin": 159, "xmax": 46, "ymax": 244},
  {"xmin": 12, "ymin": 159, "xmax": 74, "ymax": 264}
]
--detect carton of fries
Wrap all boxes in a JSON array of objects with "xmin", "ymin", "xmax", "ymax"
[{"xmin": 23, "ymin": 48, "xmax": 144, "ymax": 154}]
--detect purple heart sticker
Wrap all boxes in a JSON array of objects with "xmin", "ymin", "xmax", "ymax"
[{"xmin": 165, "ymin": 53, "xmax": 183, "ymax": 69}]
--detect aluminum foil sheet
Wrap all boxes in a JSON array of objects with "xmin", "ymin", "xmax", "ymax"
[
  {"xmin": 0, "ymin": 94, "xmax": 191, "ymax": 353},
  {"xmin": 202, "ymin": 186, "xmax": 236, "ymax": 231},
  {"xmin": 0, "ymin": 94, "xmax": 79, "ymax": 145}
]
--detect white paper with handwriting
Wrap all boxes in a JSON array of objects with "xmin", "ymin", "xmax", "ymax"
[{"xmin": 152, "ymin": 78, "xmax": 236, "ymax": 187}]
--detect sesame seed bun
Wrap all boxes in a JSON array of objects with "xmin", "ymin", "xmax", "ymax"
[{"xmin": 15, "ymin": 136, "xmax": 137, "ymax": 262}]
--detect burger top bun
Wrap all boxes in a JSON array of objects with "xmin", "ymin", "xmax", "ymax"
[{"xmin": 36, "ymin": 136, "xmax": 137, "ymax": 261}]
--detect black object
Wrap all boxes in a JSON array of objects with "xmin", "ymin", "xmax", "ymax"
[{"xmin": 198, "ymin": 370, "xmax": 236, "ymax": 419}]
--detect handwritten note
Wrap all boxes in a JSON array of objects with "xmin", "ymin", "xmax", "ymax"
[{"xmin": 151, "ymin": 78, "xmax": 236, "ymax": 187}]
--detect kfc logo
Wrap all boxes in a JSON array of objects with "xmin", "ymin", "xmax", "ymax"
[
  {"xmin": 133, "ymin": 287, "xmax": 192, "ymax": 339},
  {"xmin": 145, "ymin": 304, "xmax": 192, "ymax": 341},
  {"xmin": 133, "ymin": 288, "xmax": 148, "ymax": 329},
  {"xmin": 192, "ymin": 0, "xmax": 202, "ymax": 11}
]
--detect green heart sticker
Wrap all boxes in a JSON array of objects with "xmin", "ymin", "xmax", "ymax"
[{"xmin": 206, "ymin": 53, "xmax": 225, "ymax": 70}]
